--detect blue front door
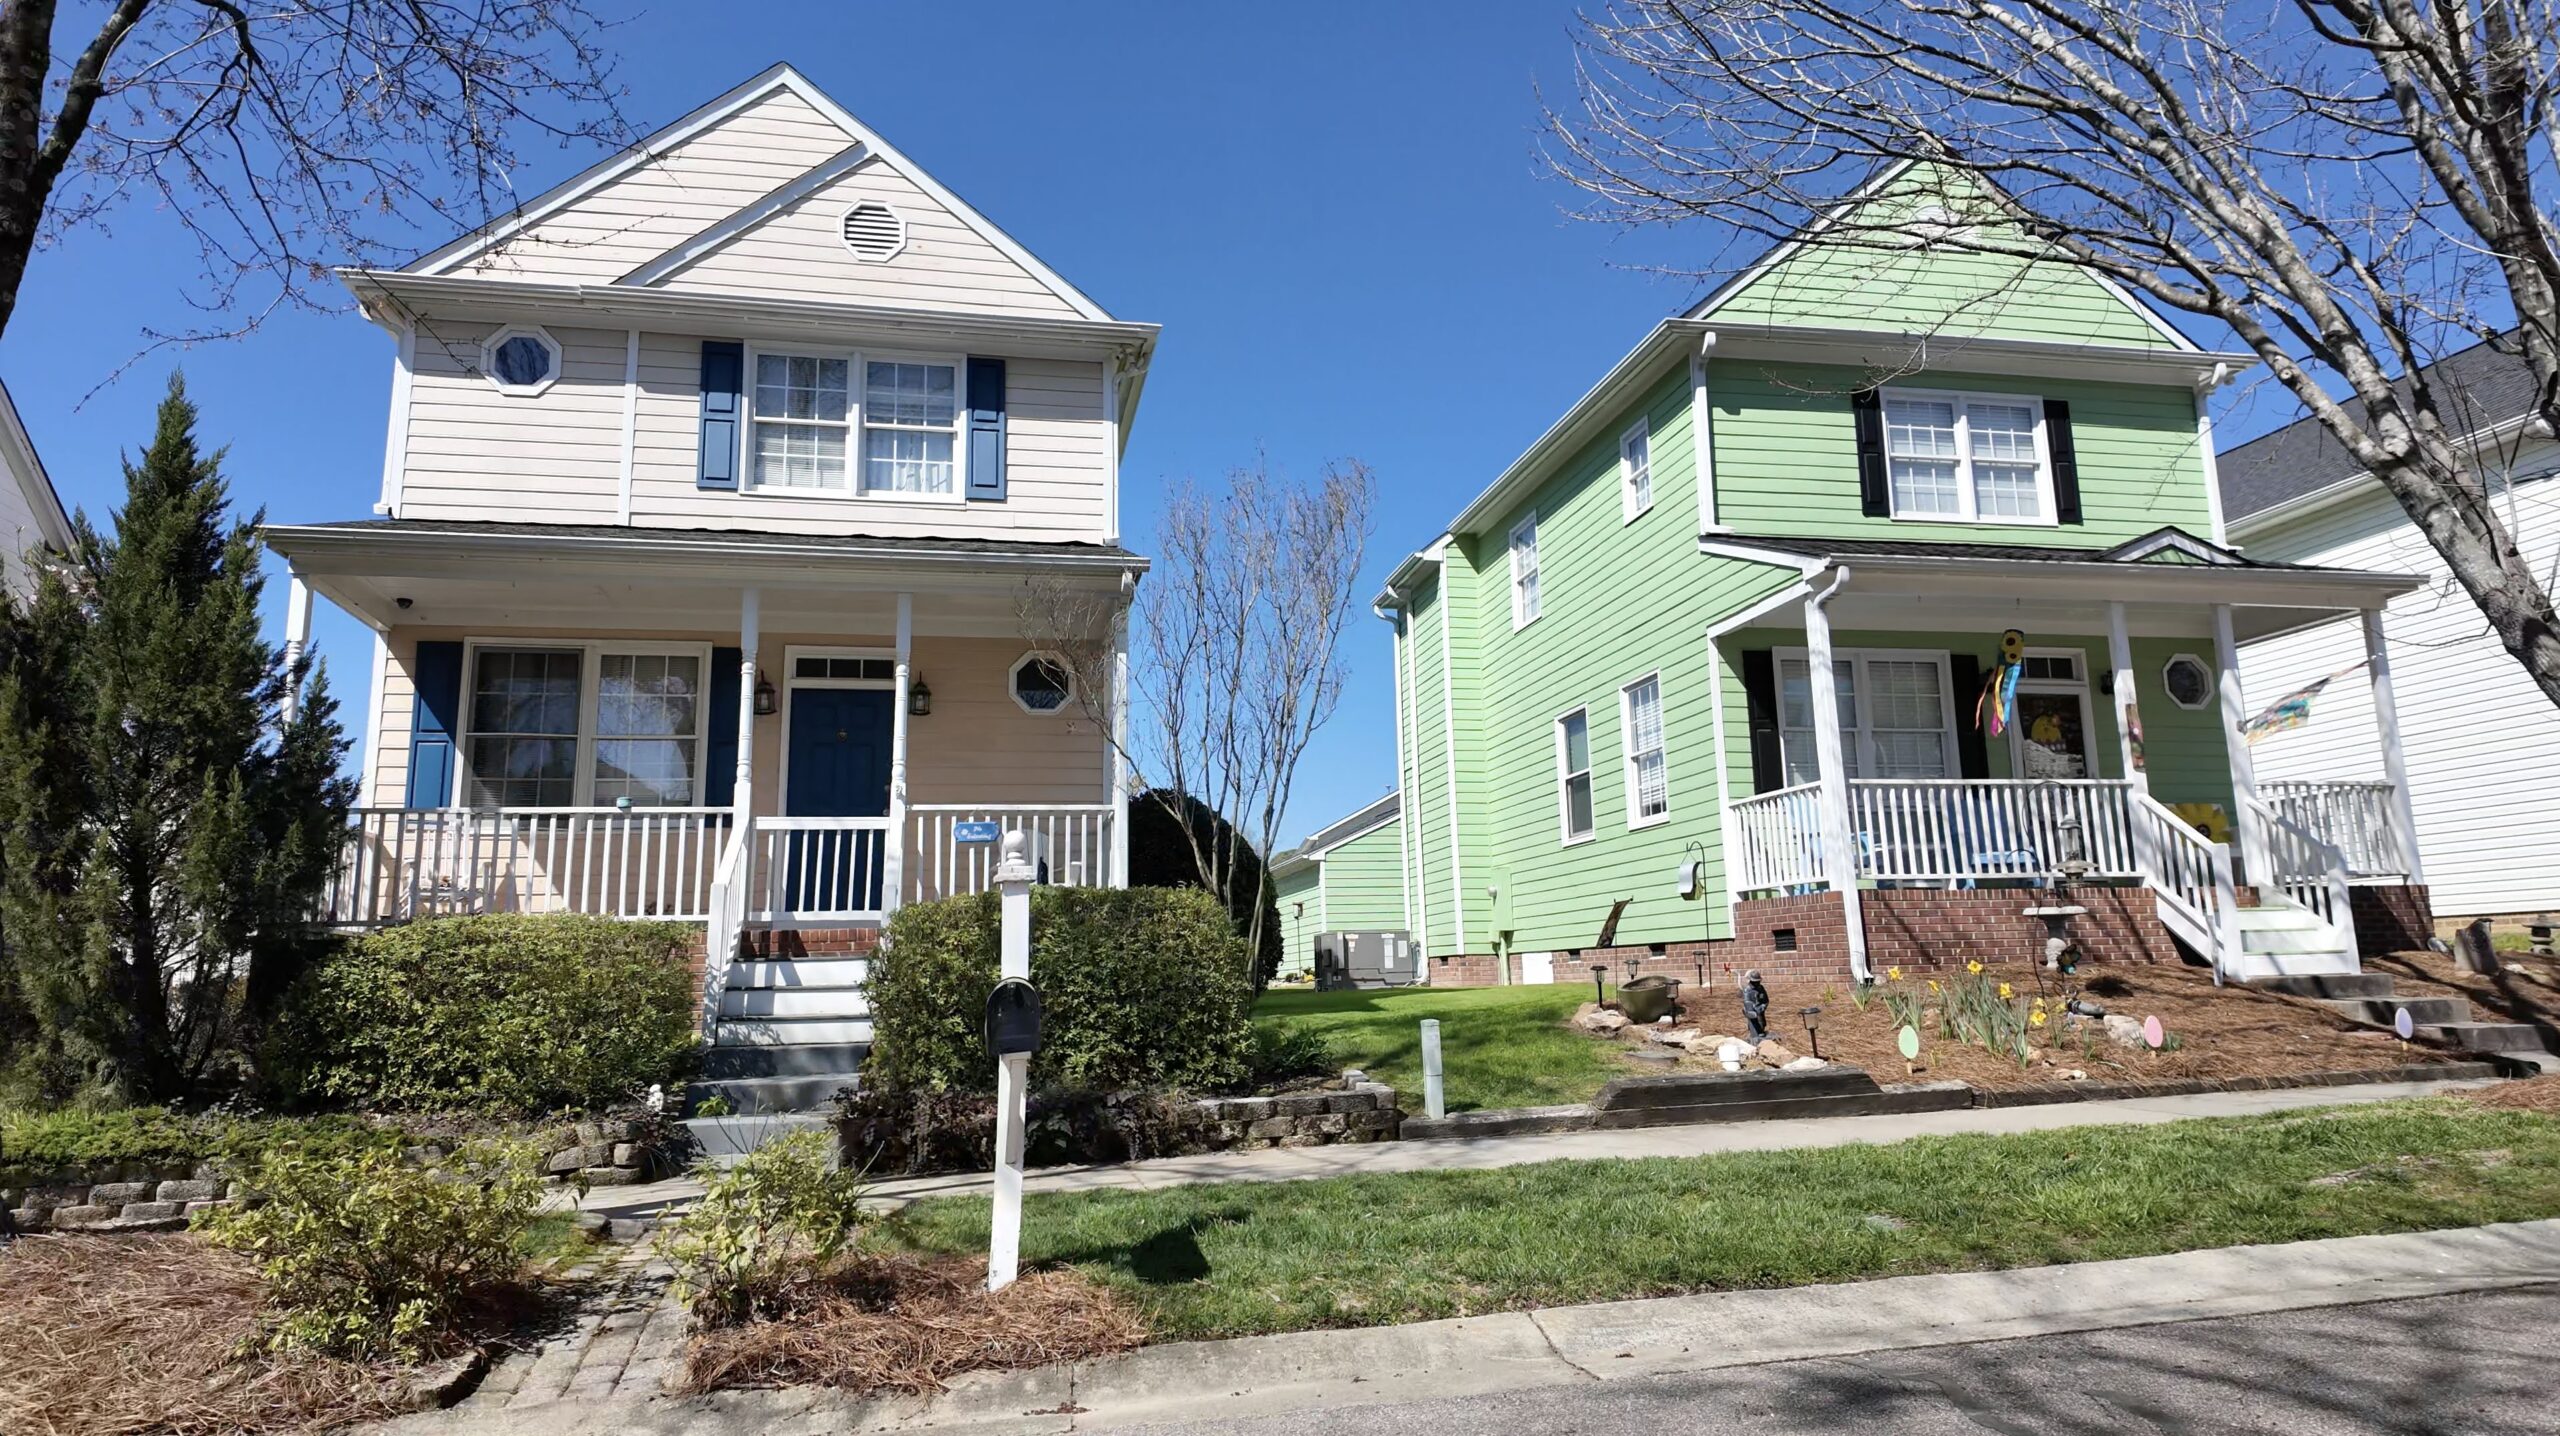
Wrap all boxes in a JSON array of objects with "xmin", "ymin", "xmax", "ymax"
[{"xmin": 785, "ymin": 687, "xmax": 894, "ymax": 911}]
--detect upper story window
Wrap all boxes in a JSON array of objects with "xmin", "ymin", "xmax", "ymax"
[
  {"xmin": 1621, "ymin": 674, "xmax": 1668, "ymax": 825},
  {"xmin": 746, "ymin": 350, "xmax": 961, "ymax": 499},
  {"xmin": 482, "ymin": 326, "xmax": 561, "ymax": 396},
  {"xmin": 1555, "ymin": 707, "xmax": 1594, "ymax": 843},
  {"xmin": 1619, "ymin": 418, "xmax": 1653, "ymax": 523},
  {"xmin": 1883, "ymin": 388, "xmax": 2053, "ymax": 525},
  {"xmin": 1509, "ymin": 514, "xmax": 1541, "ymax": 629}
]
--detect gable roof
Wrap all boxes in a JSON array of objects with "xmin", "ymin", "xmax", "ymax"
[
  {"xmin": 1272, "ymin": 792, "xmax": 1401, "ymax": 875},
  {"xmin": 404, "ymin": 63, "xmax": 1114, "ymax": 322},
  {"xmin": 2218, "ymin": 332, "xmax": 2546, "ymax": 525},
  {"xmin": 1, "ymin": 377, "xmax": 72, "ymax": 552}
]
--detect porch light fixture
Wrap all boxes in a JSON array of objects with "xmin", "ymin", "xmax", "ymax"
[
  {"xmin": 908, "ymin": 675, "xmax": 933, "ymax": 716},
  {"xmin": 753, "ymin": 671, "xmax": 778, "ymax": 717}
]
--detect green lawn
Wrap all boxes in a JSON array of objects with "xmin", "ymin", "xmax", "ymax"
[
  {"xmin": 881, "ymin": 1099, "xmax": 2560, "ymax": 1342},
  {"xmin": 1251, "ymin": 984, "xmax": 1619, "ymax": 1112}
]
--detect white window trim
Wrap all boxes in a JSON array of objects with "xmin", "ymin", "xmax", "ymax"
[
  {"xmin": 1509, "ymin": 513, "xmax": 1541, "ymax": 630},
  {"xmin": 2161, "ymin": 652, "xmax": 2215, "ymax": 710},
  {"xmin": 454, "ymin": 637, "xmax": 716, "ymax": 808},
  {"xmin": 1619, "ymin": 672, "xmax": 1670, "ymax": 829},
  {"xmin": 1774, "ymin": 647, "xmax": 1961, "ymax": 781},
  {"xmin": 1009, "ymin": 649, "xmax": 1077, "ymax": 716},
  {"xmin": 1880, "ymin": 385, "xmax": 2060, "ymax": 528},
  {"xmin": 1554, "ymin": 705, "xmax": 1595, "ymax": 846},
  {"xmin": 838, "ymin": 200, "xmax": 909, "ymax": 262},
  {"xmin": 741, "ymin": 344, "xmax": 968, "ymax": 505},
  {"xmin": 2008, "ymin": 646, "xmax": 2100, "ymax": 779},
  {"xmin": 1619, "ymin": 416, "xmax": 1654, "ymax": 524},
  {"xmin": 480, "ymin": 325, "xmax": 562, "ymax": 397}
]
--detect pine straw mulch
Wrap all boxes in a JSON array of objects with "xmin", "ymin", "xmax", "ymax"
[
  {"xmin": 2463, "ymin": 1075, "xmax": 2560, "ymax": 1116},
  {"xmin": 1593, "ymin": 960, "xmax": 2467, "ymax": 1090},
  {"xmin": 2368, "ymin": 947, "xmax": 2560, "ymax": 1031},
  {"xmin": 676, "ymin": 1254, "xmax": 1144, "ymax": 1397},
  {"xmin": 0, "ymin": 1234, "xmax": 419, "ymax": 1436}
]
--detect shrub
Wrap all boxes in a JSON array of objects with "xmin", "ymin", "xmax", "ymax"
[
  {"xmin": 1246, "ymin": 1023, "xmax": 1335, "ymax": 1088},
  {"xmin": 194, "ymin": 1139, "xmax": 546, "ymax": 1357},
  {"xmin": 834, "ymin": 1085, "xmax": 1205, "ymax": 1176},
  {"xmin": 665, "ymin": 1130, "xmax": 867, "ymax": 1324},
  {"xmin": 0, "ymin": 1105, "xmax": 406, "ymax": 1184},
  {"xmin": 1127, "ymin": 792, "xmax": 1285, "ymax": 987},
  {"xmin": 268, "ymin": 914, "xmax": 700, "ymax": 1113},
  {"xmin": 865, "ymin": 886, "xmax": 1254, "ymax": 1095}
]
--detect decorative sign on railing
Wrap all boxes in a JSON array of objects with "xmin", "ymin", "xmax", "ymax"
[{"xmin": 953, "ymin": 820, "xmax": 1002, "ymax": 845}]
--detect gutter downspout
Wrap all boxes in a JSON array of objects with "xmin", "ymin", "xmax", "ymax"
[{"xmin": 1804, "ymin": 564, "xmax": 1871, "ymax": 984}]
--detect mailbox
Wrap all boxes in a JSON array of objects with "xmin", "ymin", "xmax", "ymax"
[{"xmin": 985, "ymin": 977, "xmax": 1043, "ymax": 1057}]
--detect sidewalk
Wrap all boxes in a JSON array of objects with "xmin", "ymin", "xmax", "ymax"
[{"xmin": 573, "ymin": 1074, "xmax": 2495, "ymax": 1228}]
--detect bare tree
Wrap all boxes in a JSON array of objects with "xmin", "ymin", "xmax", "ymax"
[
  {"xmin": 1023, "ymin": 456, "xmax": 1376, "ymax": 975},
  {"xmin": 1548, "ymin": 0, "xmax": 2560, "ymax": 708},
  {"xmin": 0, "ymin": 0, "xmax": 626, "ymax": 347}
]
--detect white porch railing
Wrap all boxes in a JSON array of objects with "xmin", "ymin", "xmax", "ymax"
[
  {"xmin": 1849, "ymin": 779, "xmax": 2143, "ymax": 885},
  {"xmin": 905, "ymin": 804, "xmax": 1116, "ymax": 902},
  {"xmin": 2248, "ymin": 794, "xmax": 2363, "ymax": 967},
  {"xmin": 2131, "ymin": 791, "xmax": 2245, "ymax": 983},
  {"xmin": 2262, "ymin": 780, "xmax": 2410, "ymax": 881},
  {"xmin": 322, "ymin": 807, "xmax": 731, "ymax": 929},
  {"xmin": 746, "ymin": 816, "xmax": 896, "ymax": 924},
  {"xmin": 1731, "ymin": 783, "xmax": 1827, "ymax": 896}
]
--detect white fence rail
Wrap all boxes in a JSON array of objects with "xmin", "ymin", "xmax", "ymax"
[
  {"xmin": 2262, "ymin": 780, "xmax": 2409, "ymax": 881},
  {"xmin": 1729, "ymin": 783, "xmax": 1827, "ymax": 896},
  {"xmin": 747, "ymin": 817, "xmax": 895, "ymax": 924},
  {"xmin": 1849, "ymin": 779, "xmax": 2141, "ymax": 885},
  {"xmin": 905, "ymin": 805, "xmax": 1115, "ymax": 902},
  {"xmin": 2131, "ymin": 792, "xmax": 2244, "ymax": 981},
  {"xmin": 2248, "ymin": 794, "xmax": 2362, "ymax": 965},
  {"xmin": 323, "ymin": 807, "xmax": 730, "ymax": 929}
]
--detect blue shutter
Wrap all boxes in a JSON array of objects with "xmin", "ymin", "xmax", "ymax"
[
  {"xmin": 698, "ymin": 341, "xmax": 744, "ymax": 490},
  {"xmin": 703, "ymin": 646, "xmax": 742, "ymax": 807},
  {"xmin": 966, "ymin": 356, "xmax": 1007, "ymax": 500},
  {"xmin": 406, "ymin": 641, "xmax": 464, "ymax": 809}
]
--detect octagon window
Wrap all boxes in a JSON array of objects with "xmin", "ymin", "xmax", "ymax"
[
  {"xmin": 1010, "ymin": 652, "xmax": 1074, "ymax": 714},
  {"xmin": 482, "ymin": 326, "xmax": 561, "ymax": 396},
  {"xmin": 2161, "ymin": 653, "xmax": 2214, "ymax": 710}
]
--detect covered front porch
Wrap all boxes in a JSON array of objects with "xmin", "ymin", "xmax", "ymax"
[
  {"xmin": 1706, "ymin": 529, "xmax": 2428, "ymax": 981},
  {"xmin": 269, "ymin": 520, "xmax": 1140, "ymax": 941}
]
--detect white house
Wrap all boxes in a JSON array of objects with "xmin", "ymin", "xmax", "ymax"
[
  {"xmin": 0, "ymin": 377, "xmax": 72, "ymax": 599},
  {"xmin": 2221, "ymin": 335, "xmax": 2560, "ymax": 922},
  {"xmin": 265, "ymin": 65, "xmax": 1156, "ymax": 1111}
]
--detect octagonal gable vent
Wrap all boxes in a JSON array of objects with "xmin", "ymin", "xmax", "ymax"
[{"xmin": 840, "ymin": 201, "xmax": 907, "ymax": 262}]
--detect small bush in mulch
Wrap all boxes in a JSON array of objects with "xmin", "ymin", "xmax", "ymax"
[
  {"xmin": 0, "ymin": 1234, "xmax": 420, "ymax": 1436},
  {"xmin": 676, "ymin": 1253, "xmax": 1144, "ymax": 1397}
]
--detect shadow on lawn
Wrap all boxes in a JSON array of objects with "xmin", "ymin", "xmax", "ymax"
[{"xmin": 1051, "ymin": 1208, "xmax": 1254, "ymax": 1285}]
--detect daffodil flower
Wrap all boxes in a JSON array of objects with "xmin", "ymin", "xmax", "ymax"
[
  {"xmin": 1927, "ymin": 979, "xmax": 1941, "ymax": 993},
  {"xmin": 1966, "ymin": 959, "xmax": 1984, "ymax": 975},
  {"xmin": 2030, "ymin": 1009, "xmax": 2049, "ymax": 1027},
  {"xmin": 1998, "ymin": 982, "xmax": 2013, "ymax": 1000},
  {"xmin": 1887, "ymin": 966, "xmax": 1903, "ymax": 982}
]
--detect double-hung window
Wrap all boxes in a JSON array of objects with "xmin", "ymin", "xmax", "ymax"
[
  {"xmin": 747, "ymin": 350, "xmax": 962, "ymax": 498},
  {"xmin": 1620, "ymin": 675, "xmax": 1668, "ymax": 825},
  {"xmin": 1777, "ymin": 650, "xmax": 1955, "ymax": 783},
  {"xmin": 1509, "ymin": 514, "xmax": 1541, "ymax": 629},
  {"xmin": 1882, "ymin": 388, "xmax": 2053, "ymax": 524},
  {"xmin": 1619, "ymin": 418, "xmax": 1653, "ymax": 522},
  {"xmin": 1555, "ymin": 708, "xmax": 1594, "ymax": 842},
  {"xmin": 461, "ymin": 643, "xmax": 707, "ymax": 808}
]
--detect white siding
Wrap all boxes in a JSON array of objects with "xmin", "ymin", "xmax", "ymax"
[
  {"xmin": 461, "ymin": 90, "xmax": 858, "ymax": 286},
  {"xmin": 1, "ymin": 462, "xmax": 51, "ymax": 599},
  {"xmin": 660, "ymin": 159, "xmax": 1081, "ymax": 317},
  {"xmin": 401, "ymin": 322, "xmax": 631, "ymax": 522},
  {"xmin": 2237, "ymin": 465, "xmax": 2560, "ymax": 916}
]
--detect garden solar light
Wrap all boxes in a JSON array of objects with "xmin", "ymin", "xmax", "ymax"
[{"xmin": 1800, "ymin": 1005, "xmax": 1822, "ymax": 1059}]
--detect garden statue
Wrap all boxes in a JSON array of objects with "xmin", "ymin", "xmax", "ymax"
[{"xmin": 1741, "ymin": 969, "xmax": 1770, "ymax": 1043}]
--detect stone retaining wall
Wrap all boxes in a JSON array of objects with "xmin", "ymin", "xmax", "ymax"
[
  {"xmin": 535, "ymin": 1120, "xmax": 681, "ymax": 1188},
  {"xmin": 5, "ymin": 1166, "xmax": 249, "ymax": 1233},
  {"xmin": 1190, "ymin": 1082, "xmax": 1403, "ymax": 1150}
]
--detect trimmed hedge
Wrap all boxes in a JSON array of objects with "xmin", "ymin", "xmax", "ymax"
[
  {"xmin": 865, "ymin": 886, "xmax": 1254, "ymax": 1095},
  {"xmin": 267, "ymin": 914, "xmax": 699, "ymax": 1114}
]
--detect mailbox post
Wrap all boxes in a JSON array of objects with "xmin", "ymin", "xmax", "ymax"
[{"xmin": 987, "ymin": 830, "xmax": 1037, "ymax": 1291}]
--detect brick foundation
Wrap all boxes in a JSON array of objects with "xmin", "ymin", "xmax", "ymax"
[
  {"xmin": 742, "ymin": 925, "xmax": 883, "ymax": 959},
  {"xmin": 2350, "ymin": 883, "xmax": 2433, "ymax": 954}
]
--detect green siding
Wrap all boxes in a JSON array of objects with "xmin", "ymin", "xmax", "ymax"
[
  {"xmin": 1273, "ymin": 864, "xmax": 1323, "ymax": 976},
  {"xmin": 1711, "ymin": 361, "xmax": 2215, "ymax": 546},
  {"xmin": 1323, "ymin": 819, "xmax": 1406, "ymax": 930},
  {"xmin": 1710, "ymin": 166, "xmax": 2178, "ymax": 350}
]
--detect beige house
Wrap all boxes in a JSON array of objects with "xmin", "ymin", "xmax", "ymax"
[
  {"xmin": 269, "ymin": 66, "xmax": 1152, "ymax": 1107},
  {"xmin": 1, "ymin": 377, "xmax": 73, "ymax": 600}
]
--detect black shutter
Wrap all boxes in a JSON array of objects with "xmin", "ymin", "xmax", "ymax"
[
  {"xmin": 703, "ymin": 646, "xmax": 742, "ymax": 806},
  {"xmin": 1851, "ymin": 388, "xmax": 1890, "ymax": 517},
  {"xmin": 2045, "ymin": 398, "xmax": 2083, "ymax": 525},
  {"xmin": 1949, "ymin": 653, "xmax": 1991, "ymax": 779},
  {"xmin": 1741, "ymin": 649, "xmax": 1784, "ymax": 793}
]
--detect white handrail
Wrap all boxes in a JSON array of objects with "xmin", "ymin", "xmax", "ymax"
[
  {"xmin": 2260, "ymin": 780, "xmax": 2408, "ymax": 881},
  {"xmin": 699, "ymin": 821, "xmax": 753, "ymax": 1039},
  {"xmin": 2246, "ymin": 794, "xmax": 2362, "ymax": 968},
  {"xmin": 2129, "ymin": 792, "xmax": 2242, "ymax": 984},
  {"xmin": 1728, "ymin": 783, "xmax": 1825, "ymax": 896}
]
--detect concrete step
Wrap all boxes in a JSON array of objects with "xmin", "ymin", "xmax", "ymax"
[
  {"xmin": 2251, "ymin": 973, "xmax": 2397, "ymax": 1000},
  {"xmin": 700, "ymin": 1041, "xmax": 870, "ymax": 1079},
  {"xmin": 2417, "ymin": 1022, "xmax": 2552, "ymax": 1055},
  {"xmin": 2224, "ymin": 950, "xmax": 2362, "ymax": 982},
  {"xmin": 2235, "ymin": 905, "xmax": 2332, "ymax": 930},
  {"xmin": 2241, "ymin": 926, "xmax": 2354, "ymax": 955},
  {"xmin": 712, "ymin": 1016, "xmax": 873, "ymax": 1047},
  {"xmin": 727, "ymin": 958, "xmax": 870, "ymax": 990},
  {"xmin": 680, "ymin": 1112, "xmax": 836, "ymax": 1162},
  {"xmin": 689, "ymin": 1073, "xmax": 859, "ymax": 1116},
  {"xmin": 718, "ymin": 986, "xmax": 872, "ymax": 1020},
  {"xmin": 2319, "ymin": 996, "xmax": 2473, "ymax": 1027}
]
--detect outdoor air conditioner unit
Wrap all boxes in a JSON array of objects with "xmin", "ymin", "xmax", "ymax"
[{"xmin": 1313, "ymin": 930, "xmax": 1419, "ymax": 990}]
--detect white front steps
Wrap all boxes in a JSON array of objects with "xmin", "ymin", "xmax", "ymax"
[
  {"xmin": 696, "ymin": 935, "xmax": 874, "ymax": 1113},
  {"xmin": 2224, "ymin": 904, "xmax": 2359, "ymax": 981}
]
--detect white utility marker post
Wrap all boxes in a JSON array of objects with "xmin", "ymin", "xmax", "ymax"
[
  {"xmin": 1419, "ymin": 1018, "xmax": 1446, "ymax": 1119},
  {"xmin": 988, "ymin": 830, "xmax": 1036, "ymax": 1292}
]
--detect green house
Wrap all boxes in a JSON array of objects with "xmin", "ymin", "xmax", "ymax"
[
  {"xmin": 1375, "ymin": 163, "xmax": 2433, "ymax": 988},
  {"xmin": 1270, "ymin": 793, "xmax": 1405, "ymax": 978}
]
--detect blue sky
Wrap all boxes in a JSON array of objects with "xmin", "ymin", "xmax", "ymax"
[{"xmin": 3, "ymin": 3, "xmax": 2288, "ymax": 846}]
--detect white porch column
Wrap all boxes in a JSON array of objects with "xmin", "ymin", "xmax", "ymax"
[
  {"xmin": 2362, "ymin": 607, "xmax": 2427, "ymax": 884},
  {"xmin": 1110, "ymin": 609, "xmax": 1131, "ymax": 887},
  {"xmin": 733, "ymin": 588, "xmax": 759, "ymax": 831},
  {"xmin": 2106, "ymin": 602, "xmax": 2149, "ymax": 800},
  {"xmin": 280, "ymin": 562, "xmax": 313, "ymax": 724},
  {"xmin": 887, "ymin": 592, "xmax": 914, "ymax": 913},
  {"xmin": 1804, "ymin": 572, "xmax": 1870, "ymax": 981},
  {"xmin": 2211, "ymin": 605, "xmax": 2272, "ymax": 883}
]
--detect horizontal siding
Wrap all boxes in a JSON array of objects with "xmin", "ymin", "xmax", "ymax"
[
  {"xmin": 401, "ymin": 322, "xmax": 629, "ymax": 522},
  {"xmin": 662, "ymin": 158, "xmax": 1079, "ymax": 317},
  {"xmin": 2238, "ymin": 469, "xmax": 2560, "ymax": 915},
  {"xmin": 1, "ymin": 464, "xmax": 53, "ymax": 599},
  {"xmin": 1322, "ymin": 820, "xmax": 1407, "ymax": 931},
  {"xmin": 1274, "ymin": 866, "xmax": 1322, "ymax": 975}
]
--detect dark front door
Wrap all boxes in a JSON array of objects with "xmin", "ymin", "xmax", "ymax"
[{"xmin": 785, "ymin": 687, "xmax": 894, "ymax": 911}]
